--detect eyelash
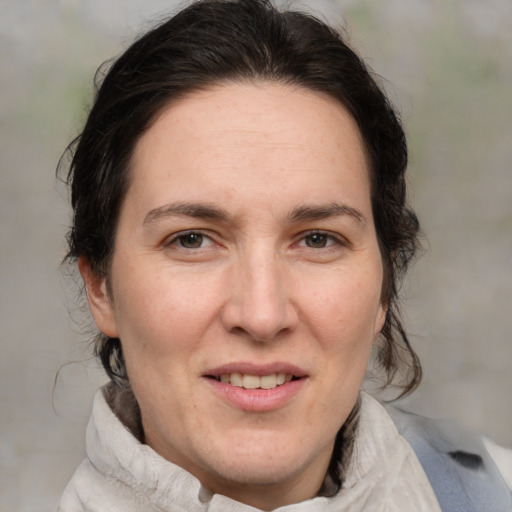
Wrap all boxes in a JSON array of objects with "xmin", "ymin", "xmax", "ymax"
[
  {"xmin": 296, "ymin": 230, "xmax": 345, "ymax": 250},
  {"xmin": 165, "ymin": 229, "xmax": 344, "ymax": 252},
  {"xmin": 165, "ymin": 230, "xmax": 216, "ymax": 250}
]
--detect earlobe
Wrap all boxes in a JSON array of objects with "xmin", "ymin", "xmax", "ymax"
[{"xmin": 78, "ymin": 256, "xmax": 119, "ymax": 338}]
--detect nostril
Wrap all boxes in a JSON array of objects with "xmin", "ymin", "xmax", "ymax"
[{"xmin": 229, "ymin": 326, "xmax": 248, "ymax": 337}]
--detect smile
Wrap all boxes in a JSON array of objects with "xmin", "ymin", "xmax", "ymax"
[
  {"xmin": 204, "ymin": 363, "xmax": 307, "ymax": 411},
  {"xmin": 212, "ymin": 373, "xmax": 294, "ymax": 389}
]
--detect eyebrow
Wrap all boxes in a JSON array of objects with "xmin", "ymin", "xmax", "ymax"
[
  {"xmin": 143, "ymin": 202, "xmax": 232, "ymax": 225},
  {"xmin": 289, "ymin": 202, "xmax": 366, "ymax": 224},
  {"xmin": 143, "ymin": 200, "xmax": 366, "ymax": 226}
]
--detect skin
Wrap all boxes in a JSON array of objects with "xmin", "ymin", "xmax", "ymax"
[{"xmin": 80, "ymin": 82, "xmax": 386, "ymax": 510}]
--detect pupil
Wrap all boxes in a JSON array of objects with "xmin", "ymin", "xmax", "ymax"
[
  {"xmin": 181, "ymin": 233, "xmax": 203, "ymax": 248},
  {"xmin": 307, "ymin": 233, "xmax": 326, "ymax": 248}
]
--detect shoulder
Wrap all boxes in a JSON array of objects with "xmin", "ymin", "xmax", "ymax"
[
  {"xmin": 57, "ymin": 389, "xmax": 152, "ymax": 512},
  {"xmin": 57, "ymin": 387, "xmax": 206, "ymax": 512},
  {"xmin": 57, "ymin": 458, "xmax": 123, "ymax": 512},
  {"xmin": 483, "ymin": 436, "xmax": 512, "ymax": 490},
  {"xmin": 386, "ymin": 404, "xmax": 512, "ymax": 511}
]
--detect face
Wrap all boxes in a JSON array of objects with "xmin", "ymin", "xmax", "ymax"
[{"xmin": 83, "ymin": 82, "xmax": 386, "ymax": 508}]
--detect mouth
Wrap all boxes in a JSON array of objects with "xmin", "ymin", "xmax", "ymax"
[
  {"xmin": 206, "ymin": 372, "xmax": 299, "ymax": 390},
  {"xmin": 203, "ymin": 363, "xmax": 307, "ymax": 411}
]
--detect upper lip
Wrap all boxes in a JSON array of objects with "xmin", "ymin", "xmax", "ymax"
[{"xmin": 204, "ymin": 362, "xmax": 308, "ymax": 378}]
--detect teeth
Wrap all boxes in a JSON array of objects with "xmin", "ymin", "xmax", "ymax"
[
  {"xmin": 242, "ymin": 375, "xmax": 260, "ymax": 389},
  {"xmin": 217, "ymin": 372, "xmax": 294, "ymax": 389},
  {"xmin": 230, "ymin": 373, "xmax": 243, "ymax": 387},
  {"xmin": 260, "ymin": 374, "xmax": 277, "ymax": 389}
]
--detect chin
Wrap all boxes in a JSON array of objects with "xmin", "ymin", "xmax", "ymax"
[
  {"xmin": 202, "ymin": 453, "xmax": 310, "ymax": 489},
  {"xmin": 193, "ymin": 429, "xmax": 328, "ymax": 488}
]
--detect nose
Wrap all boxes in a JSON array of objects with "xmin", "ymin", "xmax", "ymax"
[{"xmin": 220, "ymin": 250, "xmax": 298, "ymax": 342}]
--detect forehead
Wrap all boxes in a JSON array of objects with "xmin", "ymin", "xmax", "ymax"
[{"xmin": 129, "ymin": 82, "xmax": 371, "ymax": 217}]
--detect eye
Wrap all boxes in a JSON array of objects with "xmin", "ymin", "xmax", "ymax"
[
  {"xmin": 168, "ymin": 231, "xmax": 215, "ymax": 249},
  {"xmin": 299, "ymin": 231, "xmax": 339, "ymax": 249}
]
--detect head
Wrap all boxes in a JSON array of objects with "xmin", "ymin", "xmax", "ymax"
[{"xmin": 63, "ymin": 0, "xmax": 421, "ymax": 507}]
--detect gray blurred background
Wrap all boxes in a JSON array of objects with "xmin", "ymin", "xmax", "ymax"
[{"xmin": 1, "ymin": 0, "xmax": 511, "ymax": 510}]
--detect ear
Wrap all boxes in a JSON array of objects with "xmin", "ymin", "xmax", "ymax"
[
  {"xmin": 78, "ymin": 256, "xmax": 119, "ymax": 338},
  {"xmin": 374, "ymin": 302, "xmax": 387, "ymax": 340}
]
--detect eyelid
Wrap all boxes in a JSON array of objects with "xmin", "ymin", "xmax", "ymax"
[
  {"xmin": 164, "ymin": 229, "xmax": 217, "ymax": 249},
  {"xmin": 295, "ymin": 229, "xmax": 347, "ymax": 248}
]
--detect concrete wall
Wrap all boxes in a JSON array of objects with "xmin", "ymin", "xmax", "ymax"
[{"xmin": 1, "ymin": 1, "xmax": 511, "ymax": 510}]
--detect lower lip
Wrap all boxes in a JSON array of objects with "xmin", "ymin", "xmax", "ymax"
[{"xmin": 203, "ymin": 377, "xmax": 306, "ymax": 412}]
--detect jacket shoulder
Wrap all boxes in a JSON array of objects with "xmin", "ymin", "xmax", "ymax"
[{"xmin": 387, "ymin": 405, "xmax": 512, "ymax": 512}]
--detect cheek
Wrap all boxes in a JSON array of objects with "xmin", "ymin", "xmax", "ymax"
[
  {"xmin": 109, "ymin": 265, "xmax": 217, "ymax": 356},
  {"xmin": 302, "ymin": 268, "xmax": 383, "ymax": 347}
]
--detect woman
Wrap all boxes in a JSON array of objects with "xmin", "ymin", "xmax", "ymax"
[{"xmin": 58, "ymin": 0, "xmax": 511, "ymax": 510}]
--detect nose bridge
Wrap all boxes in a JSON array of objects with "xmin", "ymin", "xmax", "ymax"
[
  {"xmin": 222, "ymin": 243, "xmax": 296, "ymax": 341},
  {"xmin": 246, "ymin": 247, "xmax": 282, "ymax": 308}
]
